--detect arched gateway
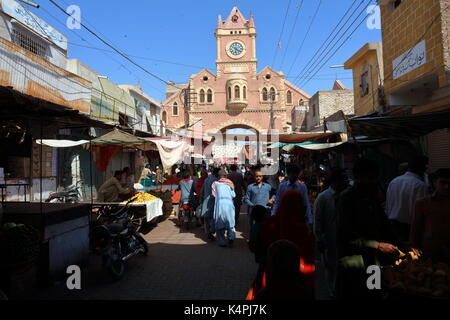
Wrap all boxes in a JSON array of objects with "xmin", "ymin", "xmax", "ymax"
[{"xmin": 163, "ymin": 7, "xmax": 311, "ymax": 137}]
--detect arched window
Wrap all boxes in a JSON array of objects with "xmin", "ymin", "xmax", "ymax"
[
  {"xmin": 228, "ymin": 86, "xmax": 232, "ymax": 100},
  {"xmin": 234, "ymin": 85, "xmax": 240, "ymax": 99},
  {"xmin": 262, "ymin": 88, "xmax": 268, "ymax": 101},
  {"xmin": 243, "ymin": 86, "xmax": 247, "ymax": 100},
  {"xmin": 207, "ymin": 89, "xmax": 213, "ymax": 103},
  {"xmin": 299, "ymin": 99, "xmax": 304, "ymax": 106},
  {"xmin": 172, "ymin": 102, "xmax": 178, "ymax": 116},
  {"xmin": 287, "ymin": 90, "xmax": 292, "ymax": 104},
  {"xmin": 199, "ymin": 89, "xmax": 205, "ymax": 103},
  {"xmin": 270, "ymin": 87, "xmax": 276, "ymax": 101}
]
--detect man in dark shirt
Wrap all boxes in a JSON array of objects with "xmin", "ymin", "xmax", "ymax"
[
  {"xmin": 227, "ymin": 164, "xmax": 246, "ymax": 227},
  {"xmin": 244, "ymin": 166, "xmax": 256, "ymax": 188},
  {"xmin": 336, "ymin": 158, "xmax": 399, "ymax": 300}
]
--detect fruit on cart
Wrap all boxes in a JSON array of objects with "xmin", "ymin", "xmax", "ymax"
[
  {"xmin": 409, "ymin": 251, "xmax": 419, "ymax": 261},
  {"xmin": 384, "ymin": 258, "xmax": 450, "ymax": 297},
  {"xmin": 128, "ymin": 192, "xmax": 158, "ymax": 203},
  {"xmin": 148, "ymin": 190, "xmax": 173, "ymax": 219}
]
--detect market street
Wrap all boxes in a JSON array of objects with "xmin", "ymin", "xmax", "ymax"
[{"xmin": 30, "ymin": 209, "xmax": 257, "ymax": 300}]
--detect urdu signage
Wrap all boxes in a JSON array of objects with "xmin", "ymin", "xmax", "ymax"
[
  {"xmin": 1, "ymin": 0, "xmax": 68, "ymax": 50},
  {"xmin": 392, "ymin": 40, "xmax": 426, "ymax": 80}
]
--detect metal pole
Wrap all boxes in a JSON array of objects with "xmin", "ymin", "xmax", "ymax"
[
  {"xmin": 270, "ymin": 94, "xmax": 275, "ymax": 130},
  {"xmin": 40, "ymin": 119, "xmax": 43, "ymax": 215},
  {"xmin": 89, "ymin": 129, "xmax": 94, "ymax": 205}
]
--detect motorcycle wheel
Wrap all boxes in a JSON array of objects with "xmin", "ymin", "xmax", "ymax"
[
  {"xmin": 107, "ymin": 256, "xmax": 125, "ymax": 280},
  {"xmin": 135, "ymin": 235, "xmax": 148, "ymax": 255}
]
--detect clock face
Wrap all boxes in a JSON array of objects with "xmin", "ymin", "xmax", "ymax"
[{"xmin": 229, "ymin": 42, "xmax": 244, "ymax": 56}]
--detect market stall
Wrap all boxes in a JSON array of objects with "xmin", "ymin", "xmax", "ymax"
[
  {"xmin": 1, "ymin": 202, "xmax": 91, "ymax": 289},
  {"xmin": 122, "ymin": 192, "xmax": 163, "ymax": 223}
]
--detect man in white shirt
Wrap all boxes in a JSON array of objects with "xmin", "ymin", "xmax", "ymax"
[{"xmin": 386, "ymin": 156, "xmax": 430, "ymax": 242}]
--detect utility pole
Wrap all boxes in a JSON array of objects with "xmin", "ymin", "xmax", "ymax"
[
  {"xmin": 180, "ymin": 84, "xmax": 197, "ymax": 132},
  {"xmin": 269, "ymin": 92, "xmax": 276, "ymax": 130}
]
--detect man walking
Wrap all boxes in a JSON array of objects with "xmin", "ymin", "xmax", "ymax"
[
  {"xmin": 227, "ymin": 164, "xmax": 246, "ymax": 227},
  {"xmin": 200, "ymin": 167, "xmax": 219, "ymax": 241},
  {"xmin": 244, "ymin": 168, "xmax": 274, "ymax": 226},
  {"xmin": 313, "ymin": 167, "xmax": 349, "ymax": 299},
  {"xmin": 212, "ymin": 170, "xmax": 236, "ymax": 247},
  {"xmin": 386, "ymin": 155, "xmax": 430, "ymax": 242},
  {"xmin": 244, "ymin": 166, "xmax": 256, "ymax": 189}
]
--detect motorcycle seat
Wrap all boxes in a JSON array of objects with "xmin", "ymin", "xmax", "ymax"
[{"xmin": 105, "ymin": 223, "xmax": 126, "ymax": 235}]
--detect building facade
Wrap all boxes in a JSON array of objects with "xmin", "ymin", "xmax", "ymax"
[
  {"xmin": 305, "ymin": 81, "xmax": 354, "ymax": 132},
  {"xmin": 0, "ymin": 0, "xmax": 91, "ymax": 113},
  {"xmin": 344, "ymin": 42, "xmax": 384, "ymax": 116},
  {"xmin": 163, "ymin": 7, "xmax": 310, "ymax": 136},
  {"xmin": 378, "ymin": 0, "xmax": 450, "ymax": 114},
  {"xmin": 377, "ymin": 0, "xmax": 450, "ymax": 170},
  {"xmin": 119, "ymin": 84, "xmax": 162, "ymax": 136}
]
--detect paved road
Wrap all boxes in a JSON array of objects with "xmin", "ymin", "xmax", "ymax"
[{"xmin": 31, "ymin": 208, "xmax": 258, "ymax": 300}]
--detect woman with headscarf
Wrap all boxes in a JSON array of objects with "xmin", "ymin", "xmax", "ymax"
[
  {"xmin": 262, "ymin": 190, "xmax": 315, "ymax": 294},
  {"xmin": 246, "ymin": 191, "xmax": 315, "ymax": 300},
  {"xmin": 212, "ymin": 169, "xmax": 236, "ymax": 247}
]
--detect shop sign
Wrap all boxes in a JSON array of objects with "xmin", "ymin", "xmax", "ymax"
[
  {"xmin": 393, "ymin": 40, "xmax": 426, "ymax": 80},
  {"xmin": 1, "ymin": 0, "xmax": 68, "ymax": 50}
]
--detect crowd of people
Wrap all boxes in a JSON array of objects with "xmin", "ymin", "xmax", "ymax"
[
  {"xmin": 95, "ymin": 159, "xmax": 450, "ymax": 300},
  {"xmin": 173, "ymin": 156, "xmax": 450, "ymax": 300}
]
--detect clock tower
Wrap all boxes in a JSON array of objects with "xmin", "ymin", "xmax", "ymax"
[{"xmin": 215, "ymin": 7, "xmax": 257, "ymax": 78}]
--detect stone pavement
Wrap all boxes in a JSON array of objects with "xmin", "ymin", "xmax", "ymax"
[{"xmin": 30, "ymin": 208, "xmax": 258, "ymax": 300}]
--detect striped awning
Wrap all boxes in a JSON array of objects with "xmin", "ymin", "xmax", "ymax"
[{"xmin": 349, "ymin": 110, "xmax": 450, "ymax": 139}]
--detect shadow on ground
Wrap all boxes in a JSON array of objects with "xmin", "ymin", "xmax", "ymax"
[{"xmin": 23, "ymin": 209, "xmax": 257, "ymax": 301}]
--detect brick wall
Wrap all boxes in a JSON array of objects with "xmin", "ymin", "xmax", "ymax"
[
  {"xmin": 379, "ymin": 0, "xmax": 449, "ymax": 95},
  {"xmin": 306, "ymin": 90, "xmax": 354, "ymax": 131},
  {"xmin": 440, "ymin": 0, "xmax": 450, "ymax": 78}
]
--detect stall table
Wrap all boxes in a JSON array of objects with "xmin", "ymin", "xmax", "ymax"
[
  {"xmin": 1, "ymin": 202, "xmax": 90, "ymax": 284},
  {"xmin": 91, "ymin": 198, "xmax": 163, "ymax": 224}
]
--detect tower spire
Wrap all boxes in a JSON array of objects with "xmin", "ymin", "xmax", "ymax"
[{"xmin": 248, "ymin": 11, "xmax": 255, "ymax": 28}]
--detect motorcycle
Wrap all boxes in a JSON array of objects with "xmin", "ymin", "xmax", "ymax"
[
  {"xmin": 46, "ymin": 181, "xmax": 83, "ymax": 203},
  {"xmin": 91, "ymin": 200, "xmax": 148, "ymax": 280},
  {"xmin": 178, "ymin": 199, "xmax": 195, "ymax": 230}
]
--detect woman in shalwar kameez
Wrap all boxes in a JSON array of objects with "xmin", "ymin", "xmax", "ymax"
[{"xmin": 212, "ymin": 170, "xmax": 236, "ymax": 247}]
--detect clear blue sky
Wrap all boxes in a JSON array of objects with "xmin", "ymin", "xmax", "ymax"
[{"xmin": 29, "ymin": 0, "xmax": 381, "ymax": 101}]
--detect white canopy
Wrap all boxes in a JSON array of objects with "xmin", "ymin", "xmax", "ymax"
[
  {"xmin": 35, "ymin": 140, "xmax": 90, "ymax": 148},
  {"xmin": 145, "ymin": 139, "xmax": 189, "ymax": 172}
]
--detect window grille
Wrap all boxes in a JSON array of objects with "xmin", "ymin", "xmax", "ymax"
[{"xmin": 12, "ymin": 29, "xmax": 48, "ymax": 58}]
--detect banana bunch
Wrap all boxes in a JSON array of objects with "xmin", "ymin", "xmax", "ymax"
[{"xmin": 128, "ymin": 192, "xmax": 158, "ymax": 203}]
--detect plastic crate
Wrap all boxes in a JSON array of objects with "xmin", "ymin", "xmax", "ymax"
[{"xmin": 141, "ymin": 179, "xmax": 152, "ymax": 186}]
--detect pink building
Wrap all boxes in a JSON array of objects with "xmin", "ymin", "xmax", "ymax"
[{"xmin": 163, "ymin": 7, "xmax": 310, "ymax": 135}]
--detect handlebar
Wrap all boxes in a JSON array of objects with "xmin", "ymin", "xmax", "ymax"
[{"xmin": 101, "ymin": 198, "xmax": 135, "ymax": 220}]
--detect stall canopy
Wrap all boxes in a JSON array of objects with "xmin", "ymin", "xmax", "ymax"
[
  {"xmin": 269, "ymin": 132, "xmax": 348, "ymax": 151},
  {"xmin": 144, "ymin": 138, "xmax": 189, "ymax": 172},
  {"xmin": 92, "ymin": 128, "xmax": 157, "ymax": 151},
  {"xmin": 349, "ymin": 110, "xmax": 450, "ymax": 139},
  {"xmin": 36, "ymin": 140, "xmax": 90, "ymax": 148},
  {"xmin": 277, "ymin": 132, "xmax": 343, "ymax": 144}
]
